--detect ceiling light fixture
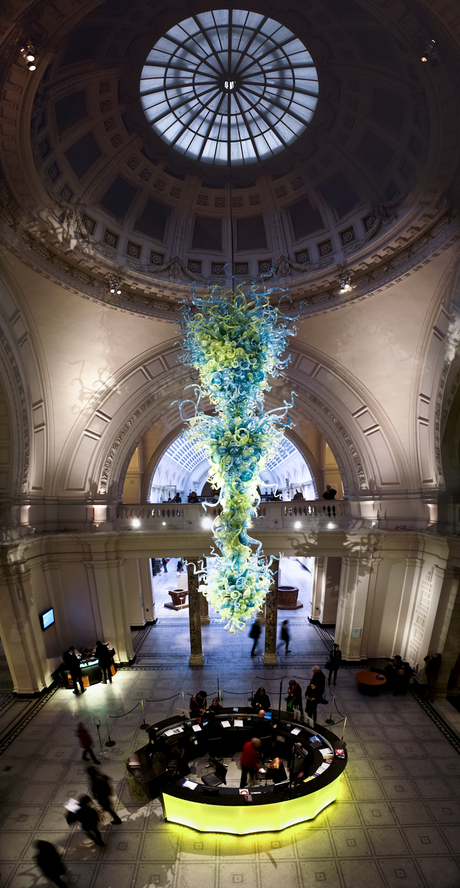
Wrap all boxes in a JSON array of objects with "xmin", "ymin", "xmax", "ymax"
[
  {"xmin": 421, "ymin": 39, "xmax": 436, "ymax": 63},
  {"xmin": 109, "ymin": 278, "xmax": 122, "ymax": 296},
  {"xmin": 339, "ymin": 273, "xmax": 352, "ymax": 294},
  {"xmin": 21, "ymin": 43, "xmax": 37, "ymax": 70}
]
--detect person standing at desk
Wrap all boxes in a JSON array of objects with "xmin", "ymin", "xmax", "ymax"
[
  {"xmin": 286, "ymin": 679, "xmax": 303, "ymax": 716},
  {"xmin": 240, "ymin": 737, "xmax": 262, "ymax": 787},
  {"xmin": 190, "ymin": 690, "xmax": 207, "ymax": 715},
  {"xmin": 251, "ymin": 686, "xmax": 271, "ymax": 712},
  {"xmin": 312, "ymin": 665, "xmax": 328, "ymax": 704},
  {"xmin": 63, "ymin": 646, "xmax": 85, "ymax": 695},
  {"xmin": 305, "ymin": 681, "xmax": 319, "ymax": 723},
  {"xmin": 95, "ymin": 640, "xmax": 114, "ymax": 685}
]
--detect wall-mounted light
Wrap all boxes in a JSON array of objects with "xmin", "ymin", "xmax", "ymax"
[
  {"xmin": 132, "ymin": 518, "xmax": 140, "ymax": 528},
  {"xmin": 421, "ymin": 39, "xmax": 436, "ymax": 63},
  {"xmin": 202, "ymin": 517, "xmax": 213, "ymax": 529},
  {"xmin": 20, "ymin": 43, "xmax": 37, "ymax": 71},
  {"xmin": 327, "ymin": 522, "xmax": 335, "ymax": 529},
  {"xmin": 294, "ymin": 521, "xmax": 301, "ymax": 529},
  {"xmin": 109, "ymin": 278, "xmax": 122, "ymax": 295},
  {"xmin": 338, "ymin": 273, "xmax": 352, "ymax": 294}
]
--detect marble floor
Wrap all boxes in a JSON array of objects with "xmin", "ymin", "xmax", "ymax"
[{"xmin": 0, "ymin": 590, "xmax": 459, "ymax": 888}]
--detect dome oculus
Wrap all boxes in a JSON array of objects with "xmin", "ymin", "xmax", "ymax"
[{"xmin": 140, "ymin": 9, "xmax": 319, "ymax": 165}]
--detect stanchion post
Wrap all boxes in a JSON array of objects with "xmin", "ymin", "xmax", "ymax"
[
  {"xmin": 105, "ymin": 717, "xmax": 116, "ymax": 747},
  {"xmin": 140, "ymin": 699, "xmax": 148, "ymax": 730},
  {"xmin": 325, "ymin": 697, "xmax": 335, "ymax": 725},
  {"xmin": 341, "ymin": 715, "xmax": 347, "ymax": 741},
  {"xmin": 278, "ymin": 679, "xmax": 283, "ymax": 723},
  {"xmin": 94, "ymin": 718, "xmax": 103, "ymax": 754}
]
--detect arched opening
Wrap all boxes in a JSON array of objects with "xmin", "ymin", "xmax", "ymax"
[{"xmin": 147, "ymin": 433, "xmax": 318, "ymax": 503}]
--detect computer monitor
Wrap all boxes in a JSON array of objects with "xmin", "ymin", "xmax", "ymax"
[{"xmin": 263, "ymin": 711, "xmax": 272, "ymax": 722}]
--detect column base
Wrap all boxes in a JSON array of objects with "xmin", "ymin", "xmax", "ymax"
[
  {"xmin": 200, "ymin": 616, "xmax": 211, "ymax": 626},
  {"xmin": 263, "ymin": 652, "xmax": 278, "ymax": 666},
  {"xmin": 189, "ymin": 654, "xmax": 205, "ymax": 668}
]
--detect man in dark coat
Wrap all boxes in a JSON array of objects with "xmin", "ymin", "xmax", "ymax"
[
  {"xmin": 35, "ymin": 841, "xmax": 68, "ymax": 888},
  {"xmin": 63, "ymin": 646, "xmax": 85, "ymax": 695},
  {"xmin": 424, "ymin": 652, "xmax": 441, "ymax": 701},
  {"xmin": 95, "ymin": 640, "xmax": 114, "ymax": 684},
  {"xmin": 87, "ymin": 767, "xmax": 122, "ymax": 824},
  {"xmin": 327, "ymin": 644, "xmax": 342, "ymax": 686},
  {"xmin": 312, "ymin": 666, "xmax": 328, "ymax": 704}
]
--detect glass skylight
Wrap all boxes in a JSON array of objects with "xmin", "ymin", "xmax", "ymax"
[{"xmin": 140, "ymin": 9, "xmax": 318, "ymax": 165}]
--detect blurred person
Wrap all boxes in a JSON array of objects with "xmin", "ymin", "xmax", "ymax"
[
  {"xmin": 87, "ymin": 766, "xmax": 122, "ymax": 824},
  {"xmin": 249, "ymin": 619, "xmax": 261, "ymax": 656},
  {"xmin": 75, "ymin": 795, "xmax": 104, "ymax": 846},
  {"xmin": 424, "ymin": 652, "xmax": 442, "ymax": 701},
  {"xmin": 34, "ymin": 840, "xmax": 68, "ymax": 888},
  {"xmin": 76, "ymin": 722, "xmax": 100, "ymax": 765},
  {"xmin": 95, "ymin": 640, "xmax": 115, "ymax": 685},
  {"xmin": 280, "ymin": 619, "xmax": 291, "ymax": 654}
]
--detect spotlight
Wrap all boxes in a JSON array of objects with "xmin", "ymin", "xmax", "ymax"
[
  {"xmin": 339, "ymin": 273, "xmax": 352, "ymax": 294},
  {"xmin": 109, "ymin": 278, "xmax": 122, "ymax": 296},
  {"xmin": 294, "ymin": 521, "xmax": 301, "ymax": 529},
  {"xmin": 202, "ymin": 517, "xmax": 213, "ymax": 529},
  {"xmin": 421, "ymin": 39, "xmax": 436, "ymax": 62},
  {"xmin": 328, "ymin": 522, "xmax": 334, "ymax": 529},
  {"xmin": 162, "ymin": 521, "xmax": 166, "ymax": 525},
  {"xmin": 132, "ymin": 518, "xmax": 140, "ymax": 528},
  {"xmin": 21, "ymin": 43, "xmax": 37, "ymax": 70}
]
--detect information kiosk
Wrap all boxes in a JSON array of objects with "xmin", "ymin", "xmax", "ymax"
[{"xmin": 131, "ymin": 707, "xmax": 347, "ymax": 835}]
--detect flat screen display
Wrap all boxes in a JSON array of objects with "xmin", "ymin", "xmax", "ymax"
[
  {"xmin": 263, "ymin": 711, "xmax": 272, "ymax": 722},
  {"xmin": 39, "ymin": 608, "xmax": 55, "ymax": 630}
]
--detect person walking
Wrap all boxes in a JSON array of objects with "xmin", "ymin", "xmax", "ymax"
[
  {"xmin": 162, "ymin": 557, "xmax": 169, "ymax": 572},
  {"xmin": 76, "ymin": 722, "xmax": 100, "ymax": 764},
  {"xmin": 240, "ymin": 737, "xmax": 262, "ymax": 788},
  {"xmin": 280, "ymin": 620, "xmax": 291, "ymax": 653},
  {"xmin": 74, "ymin": 795, "xmax": 104, "ymax": 846},
  {"xmin": 249, "ymin": 619, "xmax": 261, "ymax": 656},
  {"xmin": 95, "ymin": 640, "xmax": 114, "ymax": 685},
  {"xmin": 87, "ymin": 766, "xmax": 122, "ymax": 824},
  {"xmin": 34, "ymin": 841, "xmax": 68, "ymax": 888},
  {"xmin": 327, "ymin": 643, "xmax": 342, "ymax": 686},
  {"xmin": 63, "ymin": 646, "xmax": 85, "ymax": 695}
]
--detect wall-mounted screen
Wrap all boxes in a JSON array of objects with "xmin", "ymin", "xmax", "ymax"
[{"xmin": 39, "ymin": 608, "xmax": 55, "ymax": 630}]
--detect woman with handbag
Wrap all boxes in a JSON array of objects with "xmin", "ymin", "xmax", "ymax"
[{"xmin": 326, "ymin": 643, "xmax": 342, "ymax": 687}]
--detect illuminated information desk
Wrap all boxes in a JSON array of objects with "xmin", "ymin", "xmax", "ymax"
[{"xmin": 134, "ymin": 708, "xmax": 347, "ymax": 836}]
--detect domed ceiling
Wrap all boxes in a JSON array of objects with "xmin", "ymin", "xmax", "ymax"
[{"xmin": 0, "ymin": 0, "xmax": 459, "ymax": 318}]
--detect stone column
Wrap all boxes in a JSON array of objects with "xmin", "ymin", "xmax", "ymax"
[
  {"xmin": 138, "ymin": 557, "xmax": 155, "ymax": 624},
  {"xmin": 188, "ymin": 561, "xmax": 204, "ymax": 667},
  {"xmin": 85, "ymin": 546, "xmax": 134, "ymax": 664},
  {"xmin": 0, "ymin": 561, "xmax": 50, "ymax": 695},
  {"xmin": 335, "ymin": 555, "xmax": 372, "ymax": 661},
  {"xmin": 263, "ymin": 564, "xmax": 279, "ymax": 665},
  {"xmin": 310, "ymin": 557, "xmax": 325, "ymax": 621}
]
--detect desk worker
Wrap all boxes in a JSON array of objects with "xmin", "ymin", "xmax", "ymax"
[
  {"xmin": 290, "ymin": 742, "xmax": 310, "ymax": 781},
  {"xmin": 63, "ymin": 646, "xmax": 85, "ymax": 695},
  {"xmin": 251, "ymin": 686, "xmax": 271, "ymax": 713},
  {"xmin": 266, "ymin": 756, "xmax": 287, "ymax": 784},
  {"xmin": 190, "ymin": 690, "xmax": 207, "ymax": 715},
  {"xmin": 240, "ymin": 737, "xmax": 262, "ymax": 788}
]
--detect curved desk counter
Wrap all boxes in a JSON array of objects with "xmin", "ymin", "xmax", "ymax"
[{"xmin": 133, "ymin": 708, "xmax": 347, "ymax": 835}]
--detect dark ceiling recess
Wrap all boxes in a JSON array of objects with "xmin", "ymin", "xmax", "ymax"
[
  {"xmin": 319, "ymin": 174, "xmax": 361, "ymax": 220},
  {"xmin": 371, "ymin": 88, "xmax": 406, "ymax": 135},
  {"xmin": 134, "ymin": 199, "xmax": 172, "ymax": 241},
  {"xmin": 192, "ymin": 217, "xmax": 223, "ymax": 252},
  {"xmin": 55, "ymin": 90, "xmax": 88, "ymax": 134},
  {"xmin": 355, "ymin": 29, "xmax": 397, "ymax": 65},
  {"xmin": 236, "ymin": 216, "xmax": 267, "ymax": 252},
  {"xmin": 356, "ymin": 131, "xmax": 395, "ymax": 177},
  {"xmin": 65, "ymin": 132, "xmax": 103, "ymax": 179},
  {"xmin": 100, "ymin": 177, "xmax": 138, "ymax": 220},
  {"xmin": 289, "ymin": 196, "xmax": 324, "ymax": 240},
  {"xmin": 61, "ymin": 26, "xmax": 107, "ymax": 66}
]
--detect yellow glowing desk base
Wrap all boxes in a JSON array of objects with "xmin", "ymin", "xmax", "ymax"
[{"xmin": 162, "ymin": 775, "xmax": 342, "ymax": 835}]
